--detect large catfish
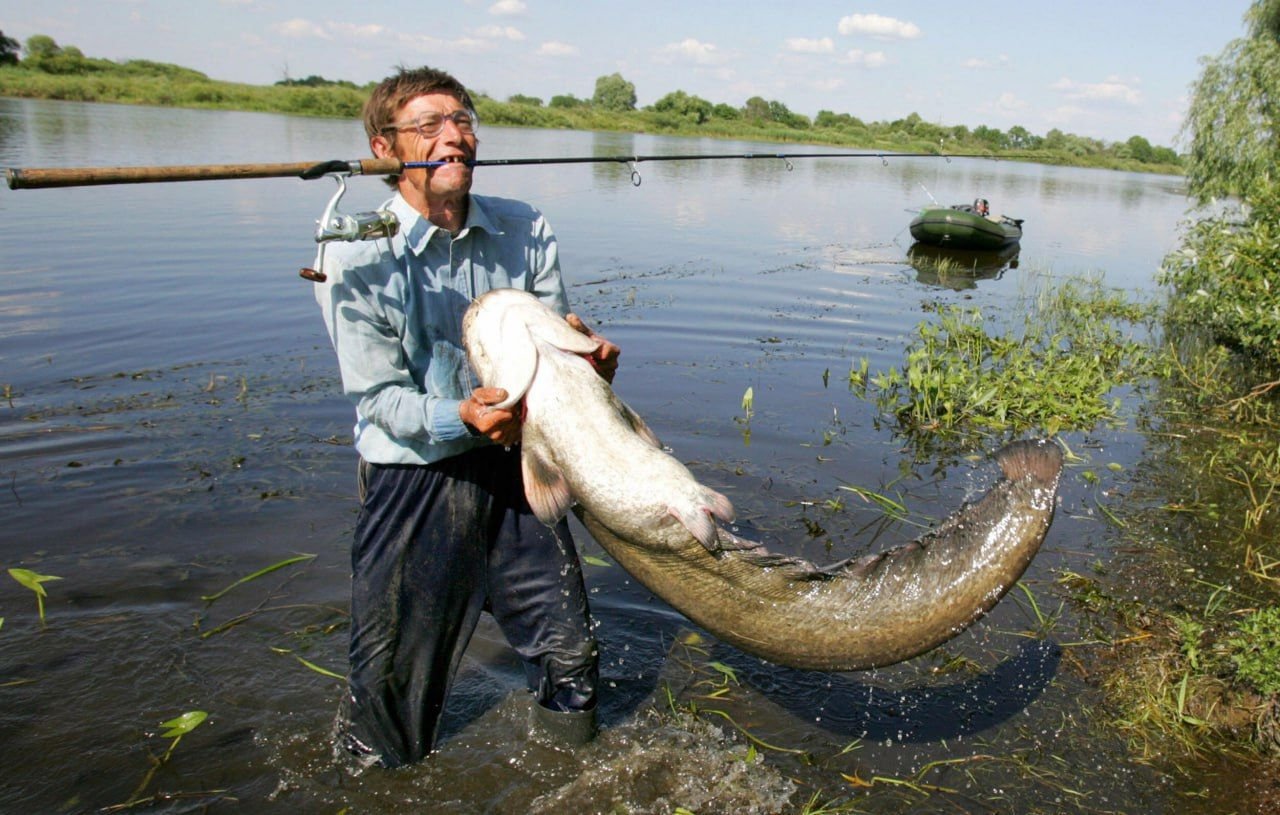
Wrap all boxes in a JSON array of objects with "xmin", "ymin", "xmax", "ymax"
[{"xmin": 462, "ymin": 288, "xmax": 1063, "ymax": 671}]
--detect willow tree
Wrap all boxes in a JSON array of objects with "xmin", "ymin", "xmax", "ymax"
[
  {"xmin": 1162, "ymin": 0, "xmax": 1280, "ymax": 370},
  {"xmin": 1181, "ymin": 0, "xmax": 1280, "ymax": 204}
]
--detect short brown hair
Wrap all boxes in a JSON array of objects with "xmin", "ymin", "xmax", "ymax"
[
  {"xmin": 363, "ymin": 66, "xmax": 476, "ymax": 188},
  {"xmin": 363, "ymin": 65, "xmax": 475, "ymax": 144}
]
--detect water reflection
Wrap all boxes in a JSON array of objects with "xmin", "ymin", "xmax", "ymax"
[{"xmin": 907, "ymin": 242, "xmax": 1021, "ymax": 290}]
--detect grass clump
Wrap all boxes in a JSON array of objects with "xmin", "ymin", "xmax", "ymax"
[
  {"xmin": 857, "ymin": 274, "xmax": 1157, "ymax": 446},
  {"xmin": 1228, "ymin": 606, "xmax": 1280, "ymax": 697}
]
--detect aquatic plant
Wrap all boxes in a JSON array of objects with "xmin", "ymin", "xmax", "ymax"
[
  {"xmin": 113, "ymin": 711, "xmax": 211, "ymax": 810},
  {"xmin": 860, "ymin": 275, "xmax": 1157, "ymax": 445},
  {"xmin": 7, "ymin": 567, "xmax": 61, "ymax": 626},
  {"xmin": 1228, "ymin": 606, "xmax": 1280, "ymax": 697}
]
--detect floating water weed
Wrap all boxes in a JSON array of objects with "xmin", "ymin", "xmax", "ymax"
[
  {"xmin": 7, "ymin": 567, "xmax": 61, "ymax": 626},
  {"xmin": 200, "ymin": 553, "xmax": 316, "ymax": 602}
]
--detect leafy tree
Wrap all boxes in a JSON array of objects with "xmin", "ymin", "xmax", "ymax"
[
  {"xmin": 650, "ymin": 90, "xmax": 713, "ymax": 124},
  {"xmin": 742, "ymin": 96, "xmax": 770, "ymax": 122},
  {"xmin": 549, "ymin": 94, "xmax": 586, "ymax": 109},
  {"xmin": 1122, "ymin": 135, "xmax": 1155, "ymax": 163},
  {"xmin": 972, "ymin": 124, "xmax": 1008, "ymax": 149},
  {"xmin": 1161, "ymin": 0, "xmax": 1280, "ymax": 370},
  {"xmin": 1006, "ymin": 125, "xmax": 1040, "ymax": 150},
  {"xmin": 1182, "ymin": 0, "xmax": 1280, "ymax": 204},
  {"xmin": 24, "ymin": 34, "xmax": 60, "ymax": 61},
  {"xmin": 592, "ymin": 73, "xmax": 636, "ymax": 112},
  {"xmin": 507, "ymin": 93, "xmax": 543, "ymax": 107},
  {"xmin": 710, "ymin": 102, "xmax": 739, "ymax": 120},
  {"xmin": 0, "ymin": 30, "xmax": 19, "ymax": 65}
]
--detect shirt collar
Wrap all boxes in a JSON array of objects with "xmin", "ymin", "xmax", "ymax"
[{"xmin": 389, "ymin": 192, "xmax": 504, "ymax": 256}]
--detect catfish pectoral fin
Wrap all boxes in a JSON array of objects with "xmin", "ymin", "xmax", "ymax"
[{"xmin": 521, "ymin": 444, "xmax": 574, "ymax": 526}]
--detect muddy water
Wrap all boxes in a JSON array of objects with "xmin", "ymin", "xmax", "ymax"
[{"xmin": 0, "ymin": 98, "xmax": 1212, "ymax": 812}]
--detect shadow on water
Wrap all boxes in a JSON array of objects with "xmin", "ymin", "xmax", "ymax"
[{"xmin": 718, "ymin": 636, "xmax": 1062, "ymax": 742}]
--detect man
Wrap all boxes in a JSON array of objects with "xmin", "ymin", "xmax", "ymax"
[{"xmin": 313, "ymin": 66, "xmax": 620, "ymax": 768}]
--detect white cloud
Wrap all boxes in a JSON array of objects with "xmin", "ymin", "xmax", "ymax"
[
  {"xmin": 1043, "ymin": 104, "xmax": 1089, "ymax": 126},
  {"xmin": 785, "ymin": 37, "xmax": 834, "ymax": 54},
  {"xmin": 837, "ymin": 13, "xmax": 921, "ymax": 40},
  {"xmin": 840, "ymin": 49, "xmax": 887, "ymax": 68},
  {"xmin": 993, "ymin": 92, "xmax": 1028, "ymax": 114},
  {"xmin": 1051, "ymin": 75, "xmax": 1142, "ymax": 105},
  {"xmin": 275, "ymin": 19, "xmax": 332, "ymax": 40},
  {"xmin": 962, "ymin": 54, "xmax": 1010, "ymax": 70},
  {"xmin": 659, "ymin": 38, "xmax": 728, "ymax": 65},
  {"xmin": 328, "ymin": 22, "xmax": 391, "ymax": 39},
  {"xmin": 475, "ymin": 25, "xmax": 525, "ymax": 41},
  {"xmin": 537, "ymin": 41, "xmax": 579, "ymax": 57},
  {"xmin": 489, "ymin": 0, "xmax": 527, "ymax": 15}
]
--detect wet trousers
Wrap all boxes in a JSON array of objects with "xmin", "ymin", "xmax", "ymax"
[{"xmin": 344, "ymin": 445, "xmax": 597, "ymax": 767}]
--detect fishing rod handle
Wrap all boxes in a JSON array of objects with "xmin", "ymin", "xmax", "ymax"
[{"xmin": 5, "ymin": 158, "xmax": 404, "ymax": 189}]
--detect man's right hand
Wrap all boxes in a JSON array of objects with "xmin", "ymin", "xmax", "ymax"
[{"xmin": 460, "ymin": 387, "xmax": 520, "ymax": 446}]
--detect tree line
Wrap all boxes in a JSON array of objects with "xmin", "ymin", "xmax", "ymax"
[{"xmin": 0, "ymin": 32, "xmax": 1179, "ymax": 173}]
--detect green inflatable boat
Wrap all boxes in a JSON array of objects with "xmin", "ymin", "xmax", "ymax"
[{"xmin": 909, "ymin": 200, "xmax": 1023, "ymax": 250}]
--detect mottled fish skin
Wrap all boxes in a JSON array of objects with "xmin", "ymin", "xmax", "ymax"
[{"xmin": 463, "ymin": 289, "xmax": 1063, "ymax": 671}]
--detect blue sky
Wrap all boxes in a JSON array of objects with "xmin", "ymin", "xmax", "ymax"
[{"xmin": 0, "ymin": 0, "xmax": 1257, "ymax": 146}]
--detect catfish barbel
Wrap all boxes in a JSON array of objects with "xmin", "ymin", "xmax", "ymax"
[{"xmin": 462, "ymin": 288, "xmax": 1063, "ymax": 671}]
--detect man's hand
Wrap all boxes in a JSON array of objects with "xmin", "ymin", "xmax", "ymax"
[
  {"xmin": 459, "ymin": 387, "xmax": 520, "ymax": 446},
  {"xmin": 566, "ymin": 313, "xmax": 621, "ymax": 384}
]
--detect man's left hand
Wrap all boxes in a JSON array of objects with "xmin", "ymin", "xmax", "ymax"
[{"xmin": 566, "ymin": 313, "xmax": 620, "ymax": 384}]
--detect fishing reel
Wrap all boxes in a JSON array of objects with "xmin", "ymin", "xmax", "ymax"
[{"xmin": 298, "ymin": 172, "xmax": 399, "ymax": 283}]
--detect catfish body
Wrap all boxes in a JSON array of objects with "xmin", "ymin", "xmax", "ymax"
[{"xmin": 463, "ymin": 288, "xmax": 1062, "ymax": 671}]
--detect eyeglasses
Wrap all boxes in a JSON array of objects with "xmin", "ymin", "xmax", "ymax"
[{"xmin": 382, "ymin": 109, "xmax": 479, "ymax": 139}]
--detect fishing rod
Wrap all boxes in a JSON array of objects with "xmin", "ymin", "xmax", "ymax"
[
  {"xmin": 4, "ymin": 149, "xmax": 1001, "ymax": 283},
  {"xmin": 4, "ymin": 149, "xmax": 996, "ymax": 190}
]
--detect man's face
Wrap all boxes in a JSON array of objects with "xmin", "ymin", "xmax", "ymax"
[{"xmin": 376, "ymin": 92, "xmax": 477, "ymax": 208}]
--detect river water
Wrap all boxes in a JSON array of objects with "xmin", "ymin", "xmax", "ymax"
[{"xmin": 0, "ymin": 98, "xmax": 1217, "ymax": 812}]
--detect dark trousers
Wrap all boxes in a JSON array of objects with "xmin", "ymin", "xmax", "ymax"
[{"xmin": 345, "ymin": 445, "xmax": 597, "ymax": 767}]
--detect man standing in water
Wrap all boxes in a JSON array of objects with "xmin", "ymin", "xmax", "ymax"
[{"xmin": 313, "ymin": 66, "xmax": 620, "ymax": 767}]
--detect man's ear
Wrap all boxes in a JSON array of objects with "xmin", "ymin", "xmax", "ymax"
[{"xmin": 371, "ymin": 135, "xmax": 392, "ymax": 159}]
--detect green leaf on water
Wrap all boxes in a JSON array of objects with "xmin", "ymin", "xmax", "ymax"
[
  {"xmin": 708, "ymin": 661, "xmax": 739, "ymax": 684},
  {"xmin": 582, "ymin": 555, "xmax": 612, "ymax": 568},
  {"xmin": 8, "ymin": 568, "xmax": 62, "ymax": 624},
  {"xmin": 8, "ymin": 568, "xmax": 61, "ymax": 596},
  {"xmin": 293, "ymin": 655, "xmax": 345, "ymax": 681},
  {"xmin": 159, "ymin": 710, "xmax": 208, "ymax": 738},
  {"xmin": 200, "ymin": 554, "xmax": 316, "ymax": 602}
]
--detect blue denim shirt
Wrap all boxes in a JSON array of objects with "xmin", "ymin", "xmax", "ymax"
[{"xmin": 314, "ymin": 192, "xmax": 570, "ymax": 465}]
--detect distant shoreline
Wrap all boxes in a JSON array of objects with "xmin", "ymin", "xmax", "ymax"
[{"xmin": 0, "ymin": 66, "xmax": 1184, "ymax": 178}]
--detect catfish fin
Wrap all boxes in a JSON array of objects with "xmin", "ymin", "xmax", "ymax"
[
  {"xmin": 522, "ymin": 445, "xmax": 574, "ymax": 525},
  {"xmin": 523, "ymin": 302, "xmax": 601, "ymax": 356},
  {"xmin": 618, "ymin": 398, "xmax": 663, "ymax": 449},
  {"xmin": 668, "ymin": 488, "xmax": 734, "ymax": 552},
  {"xmin": 488, "ymin": 311, "xmax": 537, "ymax": 409}
]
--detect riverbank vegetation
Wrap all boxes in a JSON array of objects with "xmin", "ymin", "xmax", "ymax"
[
  {"xmin": 0, "ymin": 31, "xmax": 1180, "ymax": 175},
  {"xmin": 852, "ymin": 0, "xmax": 1280, "ymax": 779}
]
